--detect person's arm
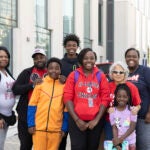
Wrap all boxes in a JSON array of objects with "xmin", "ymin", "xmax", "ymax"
[
  {"xmin": 145, "ymin": 106, "xmax": 150, "ymax": 123},
  {"xmin": 65, "ymin": 101, "xmax": 88, "ymax": 131},
  {"xmin": 119, "ymin": 113, "xmax": 137, "ymax": 142},
  {"xmin": 143, "ymin": 67, "xmax": 150, "ymax": 123},
  {"xmin": 63, "ymin": 72, "xmax": 88, "ymax": 131},
  {"xmin": 27, "ymin": 85, "xmax": 40, "ymax": 134},
  {"xmin": 127, "ymin": 82, "xmax": 141, "ymax": 115},
  {"xmin": 12, "ymin": 69, "xmax": 34, "ymax": 95},
  {"xmin": 112, "ymin": 125, "xmax": 121, "ymax": 147},
  {"xmin": 119, "ymin": 121, "xmax": 136, "ymax": 143},
  {"xmin": 88, "ymin": 105, "xmax": 107, "ymax": 129},
  {"xmin": 61, "ymin": 105, "xmax": 69, "ymax": 135}
]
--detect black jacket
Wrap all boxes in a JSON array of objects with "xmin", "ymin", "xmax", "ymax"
[
  {"xmin": 12, "ymin": 67, "xmax": 34, "ymax": 122},
  {"xmin": 61, "ymin": 53, "xmax": 79, "ymax": 77}
]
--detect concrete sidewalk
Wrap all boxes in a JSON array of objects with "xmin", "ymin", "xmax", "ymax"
[{"xmin": 5, "ymin": 125, "xmax": 71, "ymax": 150}]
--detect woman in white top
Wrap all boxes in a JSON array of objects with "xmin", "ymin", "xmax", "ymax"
[{"xmin": 0, "ymin": 46, "xmax": 15, "ymax": 150}]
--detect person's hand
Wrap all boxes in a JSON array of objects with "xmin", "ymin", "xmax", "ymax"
[
  {"xmin": 59, "ymin": 75, "xmax": 66, "ymax": 84},
  {"xmin": 33, "ymin": 77, "xmax": 43, "ymax": 86},
  {"xmin": 28, "ymin": 127, "xmax": 36, "ymax": 134},
  {"xmin": 112, "ymin": 137, "xmax": 122, "ymax": 147},
  {"xmin": 145, "ymin": 112, "xmax": 150, "ymax": 123},
  {"xmin": 108, "ymin": 107, "xmax": 115, "ymax": 114},
  {"xmin": 87, "ymin": 119, "xmax": 98, "ymax": 130},
  {"xmin": 61, "ymin": 131, "xmax": 66, "ymax": 138},
  {"xmin": 0, "ymin": 119, "xmax": 5, "ymax": 129},
  {"xmin": 131, "ymin": 106, "xmax": 140, "ymax": 115},
  {"xmin": 116, "ymin": 145, "xmax": 122, "ymax": 150},
  {"xmin": 76, "ymin": 119, "xmax": 88, "ymax": 131}
]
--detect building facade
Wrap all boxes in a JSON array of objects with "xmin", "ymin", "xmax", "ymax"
[{"xmin": 0, "ymin": 0, "xmax": 150, "ymax": 77}]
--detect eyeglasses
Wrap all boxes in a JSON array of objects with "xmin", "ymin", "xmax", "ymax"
[{"xmin": 112, "ymin": 70, "xmax": 125, "ymax": 75}]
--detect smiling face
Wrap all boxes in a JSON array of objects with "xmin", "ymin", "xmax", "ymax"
[
  {"xmin": 47, "ymin": 62, "xmax": 61, "ymax": 80},
  {"xmin": 33, "ymin": 54, "xmax": 47, "ymax": 69},
  {"xmin": 0, "ymin": 50, "xmax": 9, "ymax": 69},
  {"xmin": 111, "ymin": 65, "xmax": 126, "ymax": 84},
  {"xmin": 116, "ymin": 89, "xmax": 129, "ymax": 109},
  {"xmin": 82, "ymin": 51, "xmax": 96, "ymax": 72},
  {"xmin": 125, "ymin": 50, "xmax": 139, "ymax": 71},
  {"xmin": 64, "ymin": 41, "xmax": 78, "ymax": 58}
]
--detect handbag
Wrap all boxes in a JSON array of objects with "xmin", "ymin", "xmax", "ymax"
[
  {"xmin": 104, "ymin": 140, "xmax": 129, "ymax": 150},
  {"xmin": 0, "ymin": 111, "xmax": 16, "ymax": 126}
]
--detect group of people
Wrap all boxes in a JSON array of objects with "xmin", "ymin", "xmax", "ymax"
[{"xmin": 0, "ymin": 34, "xmax": 150, "ymax": 150}]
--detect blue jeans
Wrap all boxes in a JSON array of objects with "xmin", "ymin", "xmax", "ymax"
[
  {"xmin": 136, "ymin": 118, "xmax": 150, "ymax": 150},
  {"xmin": 104, "ymin": 121, "xmax": 113, "ymax": 140}
]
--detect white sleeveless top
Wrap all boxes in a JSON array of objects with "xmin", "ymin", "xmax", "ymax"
[{"xmin": 0, "ymin": 70, "xmax": 15, "ymax": 116}]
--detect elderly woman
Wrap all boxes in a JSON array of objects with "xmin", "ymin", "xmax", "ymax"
[{"xmin": 104, "ymin": 61, "xmax": 141, "ymax": 141}]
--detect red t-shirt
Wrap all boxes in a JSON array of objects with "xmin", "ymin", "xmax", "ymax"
[
  {"xmin": 28, "ymin": 68, "xmax": 47, "ymax": 101},
  {"xmin": 105, "ymin": 81, "xmax": 141, "ymax": 121}
]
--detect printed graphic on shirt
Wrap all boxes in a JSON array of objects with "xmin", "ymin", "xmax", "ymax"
[
  {"xmin": 30, "ymin": 73, "xmax": 47, "ymax": 82},
  {"xmin": 5, "ymin": 81, "xmax": 15, "ymax": 99},
  {"xmin": 127, "ymin": 75, "xmax": 139, "ymax": 82},
  {"xmin": 77, "ymin": 81, "xmax": 100, "ymax": 108}
]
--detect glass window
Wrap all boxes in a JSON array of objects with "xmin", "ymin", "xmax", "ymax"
[
  {"xmin": 35, "ymin": 0, "xmax": 47, "ymax": 28},
  {"xmin": 84, "ymin": 0, "xmax": 92, "ymax": 48},
  {"xmin": 0, "ymin": 0, "xmax": 17, "ymax": 27},
  {"xmin": 36, "ymin": 27, "xmax": 51, "ymax": 58},
  {"xmin": 0, "ymin": 0, "xmax": 17, "ymax": 71},
  {"xmin": 63, "ymin": 0, "xmax": 74, "ymax": 36},
  {"xmin": 35, "ymin": 0, "xmax": 50, "ymax": 57},
  {"xmin": 98, "ymin": 0, "xmax": 103, "ymax": 45}
]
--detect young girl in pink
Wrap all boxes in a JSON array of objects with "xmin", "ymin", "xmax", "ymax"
[{"xmin": 109, "ymin": 84, "xmax": 137, "ymax": 150}]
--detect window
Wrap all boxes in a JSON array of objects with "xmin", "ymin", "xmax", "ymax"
[
  {"xmin": 63, "ymin": 0, "xmax": 74, "ymax": 37},
  {"xmin": 0, "ymin": 0, "xmax": 17, "ymax": 70},
  {"xmin": 98, "ymin": 0, "xmax": 103, "ymax": 45},
  {"xmin": 36, "ymin": 27, "xmax": 51, "ymax": 57},
  {"xmin": 35, "ymin": 0, "xmax": 51, "ymax": 57},
  {"xmin": 84, "ymin": 0, "xmax": 92, "ymax": 48},
  {"xmin": 35, "ymin": 0, "xmax": 47, "ymax": 28},
  {"xmin": 0, "ymin": 0, "xmax": 17, "ymax": 26}
]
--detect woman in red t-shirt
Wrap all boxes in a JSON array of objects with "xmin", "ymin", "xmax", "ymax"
[{"xmin": 104, "ymin": 61, "xmax": 141, "ymax": 140}]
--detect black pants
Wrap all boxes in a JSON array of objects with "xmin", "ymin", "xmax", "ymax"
[
  {"xmin": 59, "ymin": 133, "xmax": 68, "ymax": 150},
  {"xmin": 69, "ymin": 116, "xmax": 104, "ymax": 150},
  {"xmin": 18, "ymin": 119, "xmax": 32, "ymax": 150}
]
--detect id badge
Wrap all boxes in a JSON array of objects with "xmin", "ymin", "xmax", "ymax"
[{"xmin": 88, "ymin": 98, "xmax": 94, "ymax": 107}]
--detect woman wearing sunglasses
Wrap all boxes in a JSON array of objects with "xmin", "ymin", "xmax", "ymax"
[{"xmin": 104, "ymin": 61, "xmax": 141, "ymax": 143}]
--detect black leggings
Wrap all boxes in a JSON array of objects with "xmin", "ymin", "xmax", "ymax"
[{"xmin": 69, "ymin": 116, "xmax": 104, "ymax": 150}]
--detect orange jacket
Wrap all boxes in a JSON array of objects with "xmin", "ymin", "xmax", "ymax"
[{"xmin": 27, "ymin": 76, "xmax": 68, "ymax": 132}]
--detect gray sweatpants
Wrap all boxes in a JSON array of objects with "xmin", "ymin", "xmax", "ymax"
[
  {"xmin": 0, "ymin": 124, "xmax": 8, "ymax": 150},
  {"xmin": 136, "ymin": 118, "xmax": 150, "ymax": 150}
]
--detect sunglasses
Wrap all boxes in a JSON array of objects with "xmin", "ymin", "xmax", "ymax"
[{"xmin": 112, "ymin": 70, "xmax": 125, "ymax": 74}]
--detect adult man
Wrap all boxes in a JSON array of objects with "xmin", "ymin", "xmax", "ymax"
[{"xmin": 12, "ymin": 48, "xmax": 47, "ymax": 150}]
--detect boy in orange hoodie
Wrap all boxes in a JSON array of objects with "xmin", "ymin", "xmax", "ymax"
[{"xmin": 27, "ymin": 57, "xmax": 68, "ymax": 150}]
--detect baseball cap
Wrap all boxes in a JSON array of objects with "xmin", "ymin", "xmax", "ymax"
[{"xmin": 32, "ymin": 48, "xmax": 46, "ymax": 58}]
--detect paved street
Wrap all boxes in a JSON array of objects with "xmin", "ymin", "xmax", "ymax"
[{"xmin": 5, "ymin": 125, "xmax": 71, "ymax": 150}]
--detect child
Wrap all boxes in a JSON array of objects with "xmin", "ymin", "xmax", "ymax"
[
  {"xmin": 109, "ymin": 84, "xmax": 137, "ymax": 150},
  {"xmin": 27, "ymin": 57, "xmax": 68, "ymax": 150}
]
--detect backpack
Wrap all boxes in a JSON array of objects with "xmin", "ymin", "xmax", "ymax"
[{"xmin": 74, "ymin": 70, "xmax": 101, "ymax": 83}]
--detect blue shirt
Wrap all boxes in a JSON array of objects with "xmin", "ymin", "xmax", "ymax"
[{"xmin": 127, "ymin": 65, "xmax": 150, "ymax": 119}]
